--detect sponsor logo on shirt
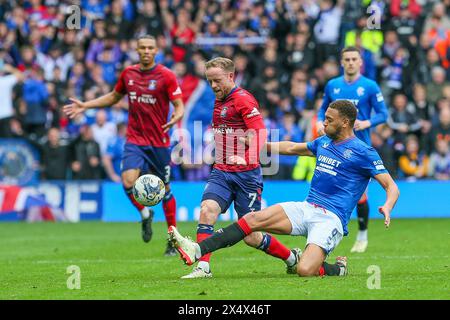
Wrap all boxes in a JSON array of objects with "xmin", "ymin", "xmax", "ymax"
[
  {"xmin": 129, "ymin": 91, "xmax": 157, "ymax": 104},
  {"xmin": 376, "ymin": 92, "xmax": 384, "ymax": 102},
  {"xmin": 317, "ymin": 155, "xmax": 342, "ymax": 176},
  {"xmin": 220, "ymin": 106, "xmax": 228, "ymax": 118},
  {"xmin": 213, "ymin": 127, "xmax": 234, "ymax": 134},
  {"xmin": 322, "ymin": 143, "xmax": 329, "ymax": 148},
  {"xmin": 246, "ymin": 107, "xmax": 260, "ymax": 118},
  {"xmin": 148, "ymin": 79, "xmax": 157, "ymax": 90},
  {"xmin": 333, "ymin": 88, "xmax": 341, "ymax": 94},
  {"xmin": 373, "ymin": 160, "xmax": 385, "ymax": 171},
  {"xmin": 357, "ymin": 86, "xmax": 365, "ymax": 97},
  {"xmin": 172, "ymin": 86, "xmax": 182, "ymax": 95},
  {"xmin": 343, "ymin": 149, "xmax": 353, "ymax": 159},
  {"xmin": 336, "ymin": 98, "xmax": 359, "ymax": 106}
]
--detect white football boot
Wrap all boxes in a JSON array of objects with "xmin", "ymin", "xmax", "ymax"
[
  {"xmin": 168, "ymin": 226, "xmax": 198, "ymax": 266},
  {"xmin": 181, "ymin": 266, "xmax": 213, "ymax": 279}
]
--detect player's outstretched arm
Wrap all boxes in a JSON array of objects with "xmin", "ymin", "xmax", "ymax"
[
  {"xmin": 266, "ymin": 141, "xmax": 314, "ymax": 156},
  {"xmin": 63, "ymin": 91, "xmax": 123, "ymax": 119},
  {"xmin": 373, "ymin": 173, "xmax": 400, "ymax": 228},
  {"xmin": 162, "ymin": 98, "xmax": 184, "ymax": 133}
]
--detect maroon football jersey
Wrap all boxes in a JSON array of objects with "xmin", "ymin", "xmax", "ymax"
[
  {"xmin": 114, "ymin": 64, "xmax": 182, "ymax": 147},
  {"xmin": 212, "ymin": 87, "xmax": 266, "ymax": 172}
]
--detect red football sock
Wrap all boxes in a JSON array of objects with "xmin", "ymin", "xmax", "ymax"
[
  {"xmin": 265, "ymin": 235, "xmax": 291, "ymax": 260},
  {"xmin": 197, "ymin": 232, "xmax": 212, "ymax": 262},
  {"xmin": 163, "ymin": 195, "xmax": 177, "ymax": 228},
  {"xmin": 237, "ymin": 217, "xmax": 252, "ymax": 236},
  {"xmin": 124, "ymin": 187, "xmax": 145, "ymax": 211}
]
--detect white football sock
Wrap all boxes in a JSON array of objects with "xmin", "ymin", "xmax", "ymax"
[
  {"xmin": 194, "ymin": 244, "xmax": 202, "ymax": 260},
  {"xmin": 357, "ymin": 230, "xmax": 368, "ymax": 242},
  {"xmin": 197, "ymin": 261, "xmax": 210, "ymax": 272},
  {"xmin": 285, "ymin": 251, "xmax": 297, "ymax": 266},
  {"xmin": 140, "ymin": 207, "xmax": 150, "ymax": 219}
]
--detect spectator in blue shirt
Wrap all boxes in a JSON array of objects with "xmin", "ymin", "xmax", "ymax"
[{"xmin": 103, "ymin": 122, "xmax": 127, "ymax": 182}]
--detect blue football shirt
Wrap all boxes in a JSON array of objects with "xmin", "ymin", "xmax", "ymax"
[
  {"xmin": 318, "ymin": 75, "xmax": 388, "ymax": 145},
  {"xmin": 306, "ymin": 135, "xmax": 388, "ymax": 235}
]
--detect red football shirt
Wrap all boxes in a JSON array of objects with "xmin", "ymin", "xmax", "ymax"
[
  {"xmin": 212, "ymin": 87, "xmax": 266, "ymax": 172},
  {"xmin": 114, "ymin": 64, "xmax": 182, "ymax": 147}
]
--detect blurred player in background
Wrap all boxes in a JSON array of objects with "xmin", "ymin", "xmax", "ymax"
[
  {"xmin": 63, "ymin": 35, "xmax": 184, "ymax": 256},
  {"xmin": 181, "ymin": 57, "xmax": 299, "ymax": 279},
  {"xmin": 169, "ymin": 100, "xmax": 399, "ymax": 277},
  {"xmin": 316, "ymin": 46, "xmax": 388, "ymax": 253}
]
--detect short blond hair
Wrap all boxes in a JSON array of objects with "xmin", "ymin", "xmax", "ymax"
[{"xmin": 205, "ymin": 57, "xmax": 235, "ymax": 73}]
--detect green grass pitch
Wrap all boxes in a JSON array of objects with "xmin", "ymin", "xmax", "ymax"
[{"xmin": 1, "ymin": 219, "xmax": 449, "ymax": 300}]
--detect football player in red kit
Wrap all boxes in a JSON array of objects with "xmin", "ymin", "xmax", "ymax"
[
  {"xmin": 63, "ymin": 35, "xmax": 184, "ymax": 256},
  {"xmin": 180, "ymin": 57, "xmax": 300, "ymax": 278}
]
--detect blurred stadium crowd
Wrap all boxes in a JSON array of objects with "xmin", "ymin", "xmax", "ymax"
[{"xmin": 0, "ymin": 0, "xmax": 449, "ymax": 182}]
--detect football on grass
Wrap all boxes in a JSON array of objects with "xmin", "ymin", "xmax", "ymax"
[{"xmin": 132, "ymin": 174, "xmax": 165, "ymax": 207}]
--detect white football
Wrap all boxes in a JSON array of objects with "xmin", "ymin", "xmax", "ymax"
[{"xmin": 132, "ymin": 174, "xmax": 166, "ymax": 207}]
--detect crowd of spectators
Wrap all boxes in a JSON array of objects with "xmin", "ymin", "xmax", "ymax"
[{"xmin": 0, "ymin": 0, "xmax": 449, "ymax": 182}]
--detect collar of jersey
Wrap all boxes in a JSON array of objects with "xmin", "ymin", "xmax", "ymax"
[
  {"xmin": 332, "ymin": 135, "xmax": 357, "ymax": 146},
  {"xmin": 222, "ymin": 86, "xmax": 238, "ymax": 101},
  {"xmin": 139, "ymin": 63, "xmax": 158, "ymax": 72},
  {"xmin": 343, "ymin": 75, "xmax": 361, "ymax": 85}
]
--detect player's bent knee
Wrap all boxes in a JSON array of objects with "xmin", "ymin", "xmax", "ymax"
[
  {"xmin": 297, "ymin": 263, "xmax": 319, "ymax": 277},
  {"xmin": 199, "ymin": 201, "xmax": 220, "ymax": 224},
  {"xmin": 122, "ymin": 176, "xmax": 136, "ymax": 189}
]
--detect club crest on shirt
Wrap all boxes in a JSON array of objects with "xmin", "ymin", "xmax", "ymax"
[
  {"xmin": 343, "ymin": 149, "xmax": 353, "ymax": 159},
  {"xmin": 148, "ymin": 79, "xmax": 157, "ymax": 90},
  {"xmin": 357, "ymin": 86, "xmax": 365, "ymax": 97},
  {"xmin": 220, "ymin": 106, "xmax": 228, "ymax": 118}
]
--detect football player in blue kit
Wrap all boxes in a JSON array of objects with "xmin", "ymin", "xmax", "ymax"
[
  {"xmin": 169, "ymin": 100, "xmax": 399, "ymax": 277},
  {"xmin": 316, "ymin": 46, "xmax": 389, "ymax": 253}
]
